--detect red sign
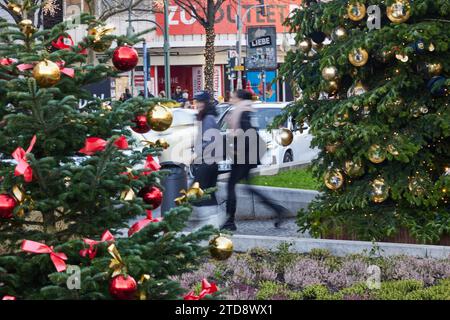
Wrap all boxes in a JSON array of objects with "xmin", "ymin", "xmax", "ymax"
[{"xmin": 155, "ymin": 0, "xmax": 301, "ymax": 35}]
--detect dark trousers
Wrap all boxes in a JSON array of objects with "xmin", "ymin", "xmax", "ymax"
[
  {"xmin": 226, "ymin": 164, "xmax": 282, "ymax": 221},
  {"xmin": 193, "ymin": 163, "xmax": 218, "ymax": 206}
]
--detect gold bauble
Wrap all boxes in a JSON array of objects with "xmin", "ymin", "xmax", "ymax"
[
  {"xmin": 209, "ymin": 235, "xmax": 233, "ymax": 260},
  {"xmin": 348, "ymin": 48, "xmax": 369, "ymax": 67},
  {"xmin": 19, "ymin": 19, "xmax": 36, "ymax": 37},
  {"xmin": 32, "ymin": 60, "xmax": 61, "ymax": 88},
  {"xmin": 325, "ymin": 142, "xmax": 341, "ymax": 153},
  {"xmin": 387, "ymin": 144, "xmax": 399, "ymax": 156},
  {"xmin": 325, "ymin": 80, "xmax": 340, "ymax": 95},
  {"xmin": 322, "ymin": 66, "xmax": 338, "ymax": 81},
  {"xmin": 426, "ymin": 62, "xmax": 443, "ymax": 77},
  {"xmin": 147, "ymin": 104, "xmax": 173, "ymax": 132},
  {"xmin": 347, "ymin": 2, "xmax": 366, "ymax": 21},
  {"xmin": 324, "ymin": 169, "xmax": 344, "ymax": 190},
  {"xmin": 332, "ymin": 26, "xmax": 347, "ymax": 41},
  {"xmin": 276, "ymin": 128, "xmax": 294, "ymax": 147},
  {"xmin": 386, "ymin": 0, "xmax": 411, "ymax": 24},
  {"xmin": 298, "ymin": 39, "xmax": 312, "ymax": 53},
  {"xmin": 88, "ymin": 25, "xmax": 115, "ymax": 52},
  {"xmin": 367, "ymin": 144, "xmax": 386, "ymax": 164},
  {"xmin": 348, "ymin": 81, "xmax": 367, "ymax": 97},
  {"xmin": 344, "ymin": 160, "xmax": 364, "ymax": 177},
  {"xmin": 370, "ymin": 178, "xmax": 389, "ymax": 203}
]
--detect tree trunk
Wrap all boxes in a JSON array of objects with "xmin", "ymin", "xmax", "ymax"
[{"xmin": 204, "ymin": 26, "xmax": 216, "ymax": 93}]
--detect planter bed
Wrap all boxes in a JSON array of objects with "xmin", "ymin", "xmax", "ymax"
[{"xmin": 174, "ymin": 246, "xmax": 450, "ymax": 300}]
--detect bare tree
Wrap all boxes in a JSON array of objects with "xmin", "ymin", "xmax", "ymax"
[{"xmin": 172, "ymin": 0, "xmax": 226, "ymax": 93}]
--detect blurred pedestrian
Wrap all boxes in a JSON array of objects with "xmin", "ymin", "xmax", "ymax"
[
  {"xmin": 158, "ymin": 90, "xmax": 166, "ymax": 98},
  {"xmin": 222, "ymin": 89, "xmax": 288, "ymax": 231},
  {"xmin": 191, "ymin": 90, "xmax": 219, "ymax": 206},
  {"xmin": 120, "ymin": 88, "xmax": 132, "ymax": 101},
  {"xmin": 172, "ymin": 85, "xmax": 183, "ymax": 102}
]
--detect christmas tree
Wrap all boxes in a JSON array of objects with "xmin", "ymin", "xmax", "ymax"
[
  {"xmin": 0, "ymin": 3, "xmax": 214, "ymax": 299},
  {"xmin": 280, "ymin": 0, "xmax": 449, "ymax": 243}
]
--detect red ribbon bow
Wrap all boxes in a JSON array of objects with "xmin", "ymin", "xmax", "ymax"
[
  {"xmin": 128, "ymin": 210, "xmax": 161, "ymax": 237},
  {"xmin": 0, "ymin": 58, "xmax": 17, "ymax": 66},
  {"xmin": 21, "ymin": 240, "xmax": 67, "ymax": 272},
  {"xmin": 52, "ymin": 35, "xmax": 74, "ymax": 50},
  {"xmin": 12, "ymin": 135, "xmax": 36, "ymax": 182},
  {"xmin": 80, "ymin": 230, "xmax": 115, "ymax": 259},
  {"xmin": 142, "ymin": 155, "xmax": 161, "ymax": 175},
  {"xmin": 184, "ymin": 279, "xmax": 218, "ymax": 300},
  {"xmin": 79, "ymin": 136, "xmax": 128, "ymax": 155},
  {"xmin": 51, "ymin": 35, "xmax": 88, "ymax": 55},
  {"xmin": 16, "ymin": 60, "xmax": 74, "ymax": 78},
  {"xmin": 55, "ymin": 60, "xmax": 74, "ymax": 78},
  {"xmin": 2, "ymin": 295, "xmax": 16, "ymax": 300}
]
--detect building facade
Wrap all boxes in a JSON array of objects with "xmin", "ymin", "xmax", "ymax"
[{"xmin": 65, "ymin": 0, "xmax": 300, "ymax": 100}]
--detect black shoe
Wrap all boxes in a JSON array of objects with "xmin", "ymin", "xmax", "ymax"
[
  {"xmin": 221, "ymin": 218, "xmax": 237, "ymax": 231},
  {"xmin": 273, "ymin": 205, "xmax": 291, "ymax": 228}
]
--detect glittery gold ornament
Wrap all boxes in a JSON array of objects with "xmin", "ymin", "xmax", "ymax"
[
  {"xmin": 298, "ymin": 39, "xmax": 312, "ymax": 53},
  {"xmin": 332, "ymin": 26, "xmax": 347, "ymax": 41},
  {"xmin": 344, "ymin": 160, "xmax": 364, "ymax": 177},
  {"xmin": 408, "ymin": 174, "xmax": 430, "ymax": 196},
  {"xmin": 426, "ymin": 62, "xmax": 443, "ymax": 77},
  {"xmin": 146, "ymin": 104, "xmax": 173, "ymax": 132},
  {"xmin": 370, "ymin": 178, "xmax": 389, "ymax": 203},
  {"xmin": 324, "ymin": 169, "xmax": 344, "ymax": 190},
  {"xmin": 32, "ymin": 60, "xmax": 61, "ymax": 87},
  {"xmin": 348, "ymin": 48, "xmax": 369, "ymax": 67},
  {"xmin": 386, "ymin": 0, "xmax": 411, "ymax": 24},
  {"xmin": 367, "ymin": 144, "xmax": 386, "ymax": 164},
  {"xmin": 88, "ymin": 25, "xmax": 115, "ymax": 52},
  {"xmin": 276, "ymin": 128, "xmax": 294, "ymax": 146},
  {"xmin": 209, "ymin": 235, "xmax": 233, "ymax": 260},
  {"xmin": 347, "ymin": 2, "xmax": 366, "ymax": 21},
  {"xmin": 120, "ymin": 188, "xmax": 136, "ymax": 201},
  {"xmin": 334, "ymin": 111, "xmax": 349, "ymax": 127},
  {"xmin": 19, "ymin": 19, "xmax": 36, "ymax": 37},
  {"xmin": 322, "ymin": 66, "xmax": 338, "ymax": 81}
]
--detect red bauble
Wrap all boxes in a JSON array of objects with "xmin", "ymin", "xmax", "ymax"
[
  {"xmin": 139, "ymin": 186, "xmax": 163, "ymax": 209},
  {"xmin": 131, "ymin": 115, "xmax": 151, "ymax": 133},
  {"xmin": 112, "ymin": 46, "xmax": 138, "ymax": 72},
  {"xmin": 0, "ymin": 194, "xmax": 17, "ymax": 219},
  {"xmin": 109, "ymin": 275, "xmax": 137, "ymax": 300}
]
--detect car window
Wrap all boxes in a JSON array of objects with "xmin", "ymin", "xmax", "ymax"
[
  {"xmin": 171, "ymin": 109, "xmax": 196, "ymax": 126},
  {"xmin": 218, "ymin": 107, "xmax": 287, "ymax": 131}
]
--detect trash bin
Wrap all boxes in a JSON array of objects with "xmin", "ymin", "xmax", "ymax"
[{"xmin": 160, "ymin": 161, "xmax": 188, "ymax": 216}]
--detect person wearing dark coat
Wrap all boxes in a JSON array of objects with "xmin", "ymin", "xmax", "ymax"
[{"xmin": 192, "ymin": 91, "xmax": 219, "ymax": 206}]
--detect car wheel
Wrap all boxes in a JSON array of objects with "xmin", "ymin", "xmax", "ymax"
[{"xmin": 283, "ymin": 150, "xmax": 293, "ymax": 163}]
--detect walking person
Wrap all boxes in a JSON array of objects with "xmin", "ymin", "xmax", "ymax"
[
  {"xmin": 191, "ymin": 90, "xmax": 219, "ymax": 206},
  {"xmin": 222, "ymin": 89, "xmax": 288, "ymax": 231}
]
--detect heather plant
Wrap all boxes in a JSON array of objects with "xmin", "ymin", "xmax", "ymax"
[{"xmin": 284, "ymin": 258, "xmax": 329, "ymax": 288}]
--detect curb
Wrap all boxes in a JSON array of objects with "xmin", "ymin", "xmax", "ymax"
[
  {"xmin": 231, "ymin": 234, "xmax": 450, "ymax": 259},
  {"xmin": 216, "ymin": 182, "xmax": 319, "ymax": 220}
]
